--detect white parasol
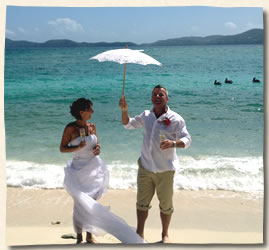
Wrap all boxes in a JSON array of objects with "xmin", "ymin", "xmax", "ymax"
[{"xmin": 90, "ymin": 46, "xmax": 162, "ymax": 96}]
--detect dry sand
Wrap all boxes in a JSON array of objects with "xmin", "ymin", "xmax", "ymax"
[{"xmin": 6, "ymin": 187, "xmax": 263, "ymax": 246}]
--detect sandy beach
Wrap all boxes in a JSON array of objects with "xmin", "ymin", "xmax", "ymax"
[{"xmin": 5, "ymin": 187, "xmax": 263, "ymax": 246}]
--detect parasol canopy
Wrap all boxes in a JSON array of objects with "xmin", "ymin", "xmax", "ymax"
[{"xmin": 90, "ymin": 47, "xmax": 162, "ymax": 96}]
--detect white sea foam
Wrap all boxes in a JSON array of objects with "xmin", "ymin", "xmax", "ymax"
[
  {"xmin": 174, "ymin": 156, "xmax": 263, "ymax": 193},
  {"xmin": 6, "ymin": 160, "xmax": 64, "ymax": 189},
  {"xmin": 5, "ymin": 156, "xmax": 263, "ymax": 194}
]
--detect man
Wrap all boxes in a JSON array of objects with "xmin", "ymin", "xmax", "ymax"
[{"xmin": 119, "ymin": 85, "xmax": 191, "ymax": 243}]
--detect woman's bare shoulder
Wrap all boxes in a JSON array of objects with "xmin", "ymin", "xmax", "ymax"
[
  {"xmin": 66, "ymin": 121, "xmax": 77, "ymax": 128},
  {"xmin": 64, "ymin": 122, "xmax": 78, "ymax": 133}
]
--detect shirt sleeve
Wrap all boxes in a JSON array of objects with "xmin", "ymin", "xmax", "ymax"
[
  {"xmin": 177, "ymin": 119, "xmax": 192, "ymax": 149},
  {"xmin": 123, "ymin": 112, "xmax": 144, "ymax": 129}
]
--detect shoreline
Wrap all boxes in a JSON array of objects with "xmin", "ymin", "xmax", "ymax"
[
  {"xmin": 5, "ymin": 154, "xmax": 264, "ymax": 192},
  {"xmin": 6, "ymin": 187, "xmax": 263, "ymax": 246}
]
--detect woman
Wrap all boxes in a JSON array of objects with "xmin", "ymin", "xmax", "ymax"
[{"xmin": 60, "ymin": 98, "xmax": 145, "ymax": 244}]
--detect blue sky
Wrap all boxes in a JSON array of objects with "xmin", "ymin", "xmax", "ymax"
[{"xmin": 5, "ymin": 6, "xmax": 263, "ymax": 44}]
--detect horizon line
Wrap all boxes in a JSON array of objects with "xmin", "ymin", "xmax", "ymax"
[{"xmin": 5, "ymin": 28, "xmax": 263, "ymax": 45}]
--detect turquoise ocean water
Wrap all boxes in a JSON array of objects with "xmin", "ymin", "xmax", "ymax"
[{"xmin": 4, "ymin": 45, "xmax": 264, "ymax": 194}]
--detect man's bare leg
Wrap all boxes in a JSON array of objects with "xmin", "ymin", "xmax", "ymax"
[
  {"xmin": 160, "ymin": 212, "xmax": 172, "ymax": 243},
  {"xmin": 136, "ymin": 209, "xmax": 148, "ymax": 239}
]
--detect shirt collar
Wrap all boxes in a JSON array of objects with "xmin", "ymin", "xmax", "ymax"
[{"xmin": 150, "ymin": 106, "xmax": 171, "ymax": 120}]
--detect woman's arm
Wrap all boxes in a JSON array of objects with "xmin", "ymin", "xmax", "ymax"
[{"xmin": 60, "ymin": 125, "xmax": 86, "ymax": 153}]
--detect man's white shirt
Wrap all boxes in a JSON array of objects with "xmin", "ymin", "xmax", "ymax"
[{"xmin": 124, "ymin": 106, "xmax": 191, "ymax": 173}]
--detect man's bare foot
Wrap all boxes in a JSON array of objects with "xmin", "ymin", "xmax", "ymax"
[
  {"xmin": 76, "ymin": 233, "xmax": 83, "ymax": 244},
  {"xmin": 162, "ymin": 235, "xmax": 171, "ymax": 243}
]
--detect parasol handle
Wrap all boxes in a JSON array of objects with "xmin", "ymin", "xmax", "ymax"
[
  {"xmin": 122, "ymin": 45, "xmax": 128, "ymax": 96},
  {"xmin": 122, "ymin": 63, "xmax": 126, "ymax": 96}
]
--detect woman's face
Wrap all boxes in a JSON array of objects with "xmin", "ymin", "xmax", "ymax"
[{"xmin": 80, "ymin": 105, "xmax": 94, "ymax": 121}]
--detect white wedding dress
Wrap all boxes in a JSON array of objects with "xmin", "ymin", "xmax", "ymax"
[{"xmin": 63, "ymin": 135, "xmax": 145, "ymax": 244}]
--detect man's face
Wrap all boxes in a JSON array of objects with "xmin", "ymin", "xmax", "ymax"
[{"xmin": 151, "ymin": 88, "xmax": 168, "ymax": 108}]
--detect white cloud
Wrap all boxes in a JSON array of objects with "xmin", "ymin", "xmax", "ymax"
[
  {"xmin": 224, "ymin": 22, "xmax": 237, "ymax": 29},
  {"xmin": 18, "ymin": 27, "xmax": 26, "ymax": 33},
  {"xmin": 6, "ymin": 29, "xmax": 15, "ymax": 36},
  {"xmin": 246, "ymin": 22, "xmax": 262, "ymax": 29},
  {"xmin": 48, "ymin": 18, "xmax": 84, "ymax": 34}
]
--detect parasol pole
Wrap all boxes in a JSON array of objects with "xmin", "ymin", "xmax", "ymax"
[
  {"xmin": 122, "ymin": 44, "xmax": 128, "ymax": 96},
  {"xmin": 122, "ymin": 63, "xmax": 126, "ymax": 96}
]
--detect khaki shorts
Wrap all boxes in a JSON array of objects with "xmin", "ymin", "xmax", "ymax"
[{"xmin": 136, "ymin": 158, "xmax": 175, "ymax": 215}]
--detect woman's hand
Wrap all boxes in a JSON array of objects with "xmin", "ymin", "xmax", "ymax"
[
  {"xmin": 93, "ymin": 144, "xmax": 101, "ymax": 155},
  {"xmin": 88, "ymin": 123, "xmax": 97, "ymax": 135},
  {"xmin": 60, "ymin": 126, "xmax": 87, "ymax": 153}
]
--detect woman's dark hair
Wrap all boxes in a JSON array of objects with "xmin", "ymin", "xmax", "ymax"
[{"xmin": 70, "ymin": 98, "xmax": 93, "ymax": 120}]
